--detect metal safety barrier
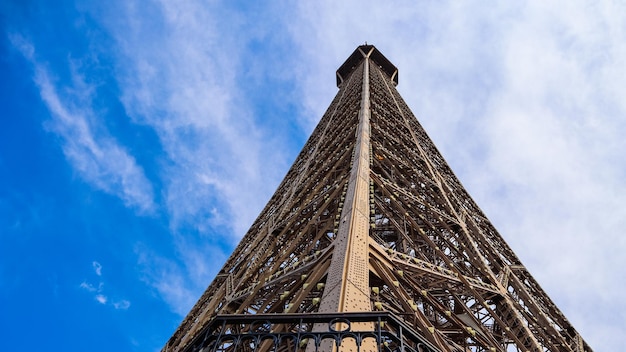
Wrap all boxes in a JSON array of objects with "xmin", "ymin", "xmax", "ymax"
[{"xmin": 182, "ymin": 312, "xmax": 439, "ymax": 352}]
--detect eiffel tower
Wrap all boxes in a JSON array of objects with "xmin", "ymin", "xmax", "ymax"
[{"xmin": 162, "ymin": 45, "xmax": 592, "ymax": 352}]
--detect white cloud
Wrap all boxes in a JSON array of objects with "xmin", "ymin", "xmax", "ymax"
[
  {"xmin": 94, "ymin": 1, "xmax": 292, "ymax": 238},
  {"xmin": 9, "ymin": 35, "xmax": 156, "ymax": 214},
  {"xmin": 135, "ymin": 240, "xmax": 226, "ymax": 316},
  {"xmin": 95, "ymin": 294, "xmax": 108, "ymax": 305},
  {"xmin": 92, "ymin": 261, "xmax": 102, "ymax": 276},
  {"xmin": 80, "ymin": 263, "xmax": 130, "ymax": 310},
  {"xmin": 113, "ymin": 300, "xmax": 131, "ymax": 310},
  {"xmin": 135, "ymin": 244, "xmax": 196, "ymax": 316},
  {"xmin": 79, "ymin": 281, "xmax": 98, "ymax": 293}
]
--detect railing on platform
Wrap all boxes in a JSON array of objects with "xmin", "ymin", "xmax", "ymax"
[{"xmin": 183, "ymin": 312, "xmax": 440, "ymax": 352}]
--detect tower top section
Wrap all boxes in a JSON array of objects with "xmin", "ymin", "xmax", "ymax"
[{"xmin": 336, "ymin": 44, "xmax": 398, "ymax": 87}]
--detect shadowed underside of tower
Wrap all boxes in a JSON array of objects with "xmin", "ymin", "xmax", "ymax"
[{"xmin": 162, "ymin": 45, "xmax": 592, "ymax": 352}]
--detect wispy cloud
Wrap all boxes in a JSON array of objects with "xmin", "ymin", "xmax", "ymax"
[
  {"xmin": 135, "ymin": 244, "xmax": 197, "ymax": 316},
  {"xmin": 135, "ymin": 240, "xmax": 226, "ymax": 315},
  {"xmin": 94, "ymin": 1, "xmax": 292, "ymax": 237},
  {"xmin": 95, "ymin": 294, "xmax": 107, "ymax": 305},
  {"xmin": 79, "ymin": 281, "xmax": 101, "ymax": 293},
  {"xmin": 79, "ymin": 261, "xmax": 131, "ymax": 310},
  {"xmin": 113, "ymin": 300, "xmax": 131, "ymax": 310},
  {"xmin": 92, "ymin": 261, "xmax": 102, "ymax": 276},
  {"xmin": 9, "ymin": 34, "xmax": 156, "ymax": 214}
]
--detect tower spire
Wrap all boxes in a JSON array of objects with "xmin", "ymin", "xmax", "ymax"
[{"xmin": 162, "ymin": 45, "xmax": 592, "ymax": 352}]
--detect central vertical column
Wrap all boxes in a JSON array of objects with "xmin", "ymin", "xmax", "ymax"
[{"xmin": 316, "ymin": 51, "xmax": 374, "ymax": 351}]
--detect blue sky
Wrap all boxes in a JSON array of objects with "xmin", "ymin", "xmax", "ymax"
[{"xmin": 1, "ymin": 1, "xmax": 625, "ymax": 351}]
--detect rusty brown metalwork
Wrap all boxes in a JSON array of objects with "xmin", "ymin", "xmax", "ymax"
[{"xmin": 161, "ymin": 45, "xmax": 592, "ymax": 352}]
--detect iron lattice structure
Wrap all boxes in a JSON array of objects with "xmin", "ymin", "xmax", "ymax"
[{"xmin": 162, "ymin": 45, "xmax": 592, "ymax": 352}]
